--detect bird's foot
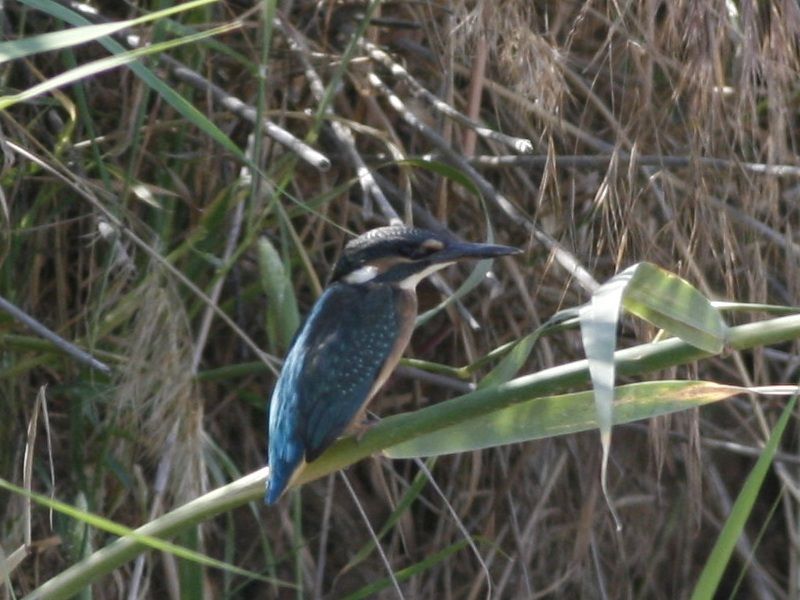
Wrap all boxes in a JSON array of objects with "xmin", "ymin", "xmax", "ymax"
[{"xmin": 351, "ymin": 412, "xmax": 381, "ymax": 442}]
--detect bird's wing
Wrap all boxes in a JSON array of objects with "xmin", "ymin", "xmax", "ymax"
[{"xmin": 292, "ymin": 283, "xmax": 400, "ymax": 461}]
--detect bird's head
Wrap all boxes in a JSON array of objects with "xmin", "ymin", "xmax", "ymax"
[{"xmin": 330, "ymin": 226, "xmax": 521, "ymax": 289}]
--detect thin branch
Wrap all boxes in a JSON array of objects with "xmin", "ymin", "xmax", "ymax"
[
  {"xmin": 61, "ymin": 0, "xmax": 331, "ymax": 171},
  {"xmin": 365, "ymin": 71, "xmax": 598, "ymax": 292},
  {"xmin": 278, "ymin": 18, "xmax": 400, "ymax": 224},
  {"xmin": 162, "ymin": 57, "xmax": 331, "ymax": 171},
  {"xmin": 471, "ymin": 153, "xmax": 800, "ymax": 177},
  {"xmin": 0, "ymin": 295, "xmax": 110, "ymax": 373},
  {"xmin": 6, "ymin": 140, "xmax": 280, "ymax": 375},
  {"xmin": 394, "ymin": 365, "xmax": 474, "ymax": 394},
  {"xmin": 362, "ymin": 41, "xmax": 533, "ymax": 154}
]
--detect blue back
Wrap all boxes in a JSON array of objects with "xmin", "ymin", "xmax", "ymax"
[{"xmin": 266, "ymin": 282, "xmax": 399, "ymax": 503}]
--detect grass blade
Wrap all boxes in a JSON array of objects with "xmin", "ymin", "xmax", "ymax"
[
  {"xmin": 689, "ymin": 392, "xmax": 798, "ymax": 599},
  {"xmin": 0, "ymin": 23, "xmax": 241, "ymax": 111},
  {"xmin": 0, "ymin": 478, "xmax": 286, "ymax": 591},
  {"xmin": 384, "ymin": 381, "xmax": 748, "ymax": 458},
  {"xmin": 0, "ymin": 0, "xmax": 218, "ymax": 63}
]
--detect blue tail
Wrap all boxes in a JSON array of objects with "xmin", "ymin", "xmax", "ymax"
[
  {"xmin": 264, "ymin": 465, "xmax": 291, "ymax": 504},
  {"xmin": 264, "ymin": 476, "xmax": 284, "ymax": 505},
  {"xmin": 265, "ymin": 442, "xmax": 303, "ymax": 504}
]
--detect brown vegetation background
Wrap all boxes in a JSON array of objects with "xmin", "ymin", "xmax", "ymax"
[{"xmin": 3, "ymin": 1, "xmax": 800, "ymax": 598}]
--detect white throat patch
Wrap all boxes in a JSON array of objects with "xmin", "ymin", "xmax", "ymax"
[
  {"xmin": 343, "ymin": 264, "xmax": 380, "ymax": 284},
  {"xmin": 398, "ymin": 262, "xmax": 454, "ymax": 290}
]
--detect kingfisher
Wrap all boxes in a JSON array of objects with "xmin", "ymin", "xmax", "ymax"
[{"xmin": 265, "ymin": 225, "xmax": 520, "ymax": 504}]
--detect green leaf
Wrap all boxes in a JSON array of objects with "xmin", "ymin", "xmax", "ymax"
[
  {"xmin": 384, "ymin": 381, "xmax": 743, "ymax": 458},
  {"xmin": 257, "ymin": 236, "xmax": 300, "ymax": 351},
  {"xmin": 578, "ymin": 262, "xmax": 727, "ymax": 526},
  {"xmin": 397, "ymin": 157, "xmax": 482, "ymax": 199},
  {"xmin": 690, "ymin": 391, "xmax": 798, "ymax": 599},
  {"xmin": 622, "ymin": 262, "xmax": 727, "ymax": 353},
  {"xmin": 0, "ymin": 477, "xmax": 284, "ymax": 586},
  {"xmin": 342, "ymin": 539, "xmax": 470, "ymax": 600},
  {"xmin": 16, "ymin": 0, "xmax": 247, "ymax": 161},
  {"xmin": 29, "ymin": 314, "xmax": 800, "ymax": 599},
  {"xmin": 0, "ymin": 0, "xmax": 218, "ymax": 63},
  {"xmin": 0, "ymin": 22, "xmax": 240, "ymax": 111},
  {"xmin": 479, "ymin": 308, "xmax": 579, "ymax": 389},
  {"xmin": 579, "ymin": 267, "xmax": 627, "ymax": 525}
]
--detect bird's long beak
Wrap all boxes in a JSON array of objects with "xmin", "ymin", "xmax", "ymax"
[{"xmin": 432, "ymin": 240, "xmax": 522, "ymax": 263}]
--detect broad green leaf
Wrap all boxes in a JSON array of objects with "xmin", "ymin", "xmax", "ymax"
[
  {"xmin": 579, "ymin": 262, "xmax": 727, "ymax": 526},
  {"xmin": 384, "ymin": 381, "xmax": 743, "ymax": 458},
  {"xmin": 580, "ymin": 266, "xmax": 628, "ymax": 526},
  {"xmin": 25, "ymin": 313, "xmax": 800, "ymax": 599},
  {"xmin": 0, "ymin": 0, "xmax": 217, "ymax": 63},
  {"xmin": 690, "ymin": 391, "xmax": 798, "ymax": 599},
  {"xmin": 623, "ymin": 262, "xmax": 727, "ymax": 353},
  {"xmin": 257, "ymin": 236, "xmax": 300, "ymax": 351}
]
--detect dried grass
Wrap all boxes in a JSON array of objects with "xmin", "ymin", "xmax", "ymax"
[{"xmin": 2, "ymin": 0, "xmax": 799, "ymax": 598}]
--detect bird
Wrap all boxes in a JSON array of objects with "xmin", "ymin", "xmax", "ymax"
[{"xmin": 265, "ymin": 225, "xmax": 521, "ymax": 504}]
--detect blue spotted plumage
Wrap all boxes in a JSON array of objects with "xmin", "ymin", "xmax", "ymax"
[
  {"xmin": 266, "ymin": 283, "xmax": 399, "ymax": 503},
  {"xmin": 265, "ymin": 226, "xmax": 520, "ymax": 504}
]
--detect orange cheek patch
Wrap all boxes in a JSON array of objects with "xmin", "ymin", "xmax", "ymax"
[{"xmin": 421, "ymin": 238, "xmax": 445, "ymax": 252}]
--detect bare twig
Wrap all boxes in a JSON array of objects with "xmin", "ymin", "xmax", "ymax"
[
  {"xmin": 61, "ymin": 0, "xmax": 331, "ymax": 171},
  {"xmin": 162, "ymin": 57, "xmax": 331, "ymax": 171},
  {"xmin": 0, "ymin": 295, "xmax": 110, "ymax": 373},
  {"xmin": 471, "ymin": 153, "xmax": 800, "ymax": 177},
  {"xmin": 278, "ymin": 18, "xmax": 400, "ymax": 224},
  {"xmin": 5, "ymin": 140, "xmax": 279, "ymax": 375},
  {"xmin": 365, "ymin": 71, "xmax": 598, "ymax": 292},
  {"xmin": 394, "ymin": 365, "xmax": 475, "ymax": 394},
  {"xmin": 362, "ymin": 41, "xmax": 533, "ymax": 155}
]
